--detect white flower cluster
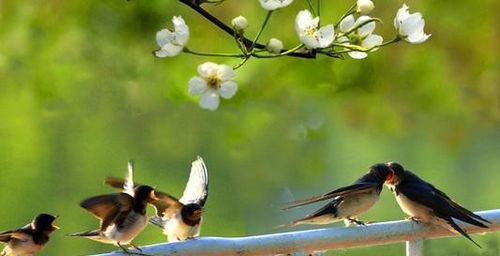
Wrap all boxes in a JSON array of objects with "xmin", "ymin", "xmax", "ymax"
[{"xmin": 153, "ymin": 0, "xmax": 430, "ymax": 110}]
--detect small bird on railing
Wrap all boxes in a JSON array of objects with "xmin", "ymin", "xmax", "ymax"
[
  {"xmin": 68, "ymin": 160, "xmax": 158, "ymax": 255},
  {"xmin": 385, "ymin": 162, "xmax": 491, "ymax": 247},
  {"xmin": 105, "ymin": 156, "xmax": 209, "ymax": 242},
  {"xmin": 0, "ymin": 213, "xmax": 59, "ymax": 256},
  {"xmin": 278, "ymin": 163, "xmax": 393, "ymax": 227}
]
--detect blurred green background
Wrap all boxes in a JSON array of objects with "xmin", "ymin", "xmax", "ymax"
[{"xmin": 0, "ymin": 0, "xmax": 498, "ymax": 255}]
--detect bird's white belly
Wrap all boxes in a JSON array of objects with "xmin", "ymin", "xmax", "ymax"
[
  {"xmin": 3, "ymin": 237, "xmax": 43, "ymax": 256},
  {"xmin": 396, "ymin": 193, "xmax": 453, "ymax": 230},
  {"xmin": 396, "ymin": 193, "xmax": 433, "ymax": 221},
  {"xmin": 104, "ymin": 213, "xmax": 148, "ymax": 243},
  {"xmin": 164, "ymin": 215, "xmax": 201, "ymax": 242},
  {"xmin": 337, "ymin": 190, "xmax": 379, "ymax": 218}
]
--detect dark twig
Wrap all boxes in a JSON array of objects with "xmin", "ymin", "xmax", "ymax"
[{"xmin": 178, "ymin": 0, "xmax": 317, "ymax": 59}]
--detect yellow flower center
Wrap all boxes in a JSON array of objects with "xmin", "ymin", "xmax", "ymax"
[
  {"xmin": 304, "ymin": 27, "xmax": 317, "ymax": 38},
  {"xmin": 207, "ymin": 75, "xmax": 221, "ymax": 89}
]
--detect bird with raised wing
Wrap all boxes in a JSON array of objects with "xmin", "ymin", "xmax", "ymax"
[
  {"xmin": 0, "ymin": 213, "xmax": 58, "ymax": 256},
  {"xmin": 279, "ymin": 163, "xmax": 393, "ymax": 227},
  {"xmin": 68, "ymin": 160, "xmax": 158, "ymax": 254},
  {"xmin": 385, "ymin": 162, "xmax": 491, "ymax": 247},
  {"xmin": 105, "ymin": 156, "xmax": 209, "ymax": 242}
]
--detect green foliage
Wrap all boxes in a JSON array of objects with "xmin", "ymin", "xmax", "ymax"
[{"xmin": 0, "ymin": 0, "xmax": 498, "ymax": 255}]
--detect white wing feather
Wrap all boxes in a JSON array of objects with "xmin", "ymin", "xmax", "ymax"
[
  {"xmin": 179, "ymin": 156, "xmax": 208, "ymax": 206},
  {"xmin": 124, "ymin": 160, "xmax": 135, "ymax": 197}
]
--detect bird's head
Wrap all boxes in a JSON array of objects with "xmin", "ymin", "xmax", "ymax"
[
  {"xmin": 367, "ymin": 163, "xmax": 393, "ymax": 183},
  {"xmin": 134, "ymin": 185, "xmax": 158, "ymax": 203},
  {"xmin": 181, "ymin": 203, "xmax": 204, "ymax": 224},
  {"xmin": 385, "ymin": 161, "xmax": 405, "ymax": 185},
  {"xmin": 32, "ymin": 214, "xmax": 59, "ymax": 233}
]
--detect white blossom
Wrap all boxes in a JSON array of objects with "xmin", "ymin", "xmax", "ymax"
[
  {"xmin": 394, "ymin": 4, "xmax": 431, "ymax": 44},
  {"xmin": 357, "ymin": 0, "xmax": 374, "ymax": 15},
  {"xmin": 295, "ymin": 10, "xmax": 334, "ymax": 49},
  {"xmin": 338, "ymin": 15, "xmax": 383, "ymax": 59},
  {"xmin": 259, "ymin": 0, "xmax": 293, "ymax": 10},
  {"xmin": 188, "ymin": 62, "xmax": 238, "ymax": 111},
  {"xmin": 267, "ymin": 38, "xmax": 284, "ymax": 54},
  {"xmin": 232, "ymin": 16, "xmax": 248, "ymax": 31},
  {"xmin": 155, "ymin": 16, "xmax": 190, "ymax": 57}
]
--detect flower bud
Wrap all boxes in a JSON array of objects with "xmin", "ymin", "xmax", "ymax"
[
  {"xmin": 266, "ymin": 38, "xmax": 284, "ymax": 54},
  {"xmin": 231, "ymin": 16, "xmax": 248, "ymax": 31},
  {"xmin": 357, "ymin": 0, "xmax": 374, "ymax": 15}
]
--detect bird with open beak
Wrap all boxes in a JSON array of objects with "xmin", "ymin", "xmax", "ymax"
[
  {"xmin": 385, "ymin": 162, "xmax": 491, "ymax": 247},
  {"xmin": 105, "ymin": 156, "xmax": 209, "ymax": 242},
  {"xmin": 68, "ymin": 160, "xmax": 158, "ymax": 254},
  {"xmin": 279, "ymin": 163, "xmax": 393, "ymax": 227},
  {"xmin": 0, "ymin": 213, "xmax": 59, "ymax": 256}
]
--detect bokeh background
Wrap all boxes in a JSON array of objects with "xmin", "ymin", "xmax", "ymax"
[{"xmin": 0, "ymin": 0, "xmax": 499, "ymax": 255}]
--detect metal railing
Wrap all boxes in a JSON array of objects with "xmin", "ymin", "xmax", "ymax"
[{"xmin": 88, "ymin": 209, "xmax": 500, "ymax": 256}]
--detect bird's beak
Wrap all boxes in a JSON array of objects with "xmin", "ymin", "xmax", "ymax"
[
  {"xmin": 52, "ymin": 225, "xmax": 60, "ymax": 230},
  {"xmin": 150, "ymin": 190, "xmax": 159, "ymax": 201},
  {"xmin": 385, "ymin": 165, "xmax": 395, "ymax": 184},
  {"xmin": 193, "ymin": 209, "xmax": 204, "ymax": 218}
]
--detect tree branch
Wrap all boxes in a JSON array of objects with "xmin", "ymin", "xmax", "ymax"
[{"xmin": 178, "ymin": 0, "xmax": 317, "ymax": 59}]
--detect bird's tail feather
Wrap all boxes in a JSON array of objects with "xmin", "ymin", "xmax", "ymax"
[
  {"xmin": 148, "ymin": 216, "xmax": 165, "ymax": 229},
  {"xmin": 66, "ymin": 230, "xmax": 100, "ymax": 237},
  {"xmin": 273, "ymin": 221, "xmax": 299, "ymax": 229},
  {"xmin": 445, "ymin": 218, "xmax": 482, "ymax": 248}
]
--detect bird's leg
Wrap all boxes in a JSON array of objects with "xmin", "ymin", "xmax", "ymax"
[
  {"xmin": 117, "ymin": 243, "xmax": 151, "ymax": 256},
  {"xmin": 129, "ymin": 243, "xmax": 142, "ymax": 251},
  {"xmin": 347, "ymin": 218, "xmax": 366, "ymax": 226},
  {"xmin": 407, "ymin": 216, "xmax": 421, "ymax": 223}
]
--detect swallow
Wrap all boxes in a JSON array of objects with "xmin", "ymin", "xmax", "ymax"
[
  {"xmin": 279, "ymin": 163, "xmax": 392, "ymax": 227},
  {"xmin": 0, "ymin": 213, "xmax": 58, "ymax": 256},
  {"xmin": 105, "ymin": 156, "xmax": 208, "ymax": 242},
  {"xmin": 385, "ymin": 162, "xmax": 491, "ymax": 247},
  {"xmin": 68, "ymin": 160, "xmax": 158, "ymax": 254}
]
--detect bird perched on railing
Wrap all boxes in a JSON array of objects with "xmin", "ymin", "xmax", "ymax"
[
  {"xmin": 68, "ymin": 160, "xmax": 158, "ymax": 254},
  {"xmin": 385, "ymin": 162, "xmax": 491, "ymax": 247},
  {"xmin": 279, "ymin": 163, "xmax": 393, "ymax": 227},
  {"xmin": 105, "ymin": 156, "xmax": 209, "ymax": 242},
  {"xmin": 0, "ymin": 213, "xmax": 59, "ymax": 256}
]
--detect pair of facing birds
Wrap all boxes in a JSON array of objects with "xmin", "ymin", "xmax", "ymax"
[{"xmin": 0, "ymin": 160, "xmax": 491, "ymax": 256}]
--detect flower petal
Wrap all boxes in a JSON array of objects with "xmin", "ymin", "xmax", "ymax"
[
  {"xmin": 172, "ymin": 16, "xmax": 190, "ymax": 45},
  {"xmin": 394, "ymin": 4, "xmax": 410, "ymax": 29},
  {"xmin": 339, "ymin": 15, "xmax": 355, "ymax": 33},
  {"xmin": 295, "ymin": 10, "xmax": 314, "ymax": 34},
  {"xmin": 188, "ymin": 77, "xmax": 208, "ymax": 95},
  {"xmin": 197, "ymin": 62, "xmax": 219, "ymax": 78},
  {"xmin": 199, "ymin": 90, "xmax": 220, "ymax": 111},
  {"xmin": 356, "ymin": 16, "xmax": 375, "ymax": 37},
  {"xmin": 348, "ymin": 51, "xmax": 368, "ymax": 59},
  {"xmin": 362, "ymin": 34, "xmax": 383, "ymax": 49},
  {"xmin": 156, "ymin": 29, "xmax": 175, "ymax": 47},
  {"xmin": 154, "ymin": 43, "xmax": 183, "ymax": 57},
  {"xmin": 318, "ymin": 24, "xmax": 335, "ymax": 48},
  {"xmin": 217, "ymin": 65, "xmax": 235, "ymax": 82},
  {"xmin": 218, "ymin": 81, "xmax": 238, "ymax": 99},
  {"xmin": 259, "ymin": 0, "xmax": 293, "ymax": 10}
]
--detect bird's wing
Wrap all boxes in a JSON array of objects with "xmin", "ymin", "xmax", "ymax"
[
  {"xmin": 428, "ymin": 183, "xmax": 491, "ymax": 224},
  {"xmin": 104, "ymin": 176, "xmax": 182, "ymax": 217},
  {"xmin": 398, "ymin": 179, "xmax": 489, "ymax": 229},
  {"xmin": 104, "ymin": 160, "xmax": 135, "ymax": 197},
  {"xmin": 0, "ymin": 229, "xmax": 30, "ymax": 243},
  {"xmin": 282, "ymin": 182, "xmax": 377, "ymax": 210},
  {"xmin": 150, "ymin": 190, "xmax": 182, "ymax": 217},
  {"xmin": 80, "ymin": 193, "xmax": 134, "ymax": 231},
  {"xmin": 123, "ymin": 160, "xmax": 135, "ymax": 197},
  {"xmin": 179, "ymin": 156, "xmax": 209, "ymax": 206}
]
